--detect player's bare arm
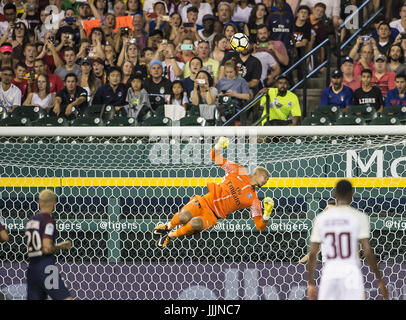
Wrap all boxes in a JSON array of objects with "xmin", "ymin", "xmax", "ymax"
[
  {"xmin": 359, "ymin": 238, "xmax": 389, "ymax": 300},
  {"xmin": 42, "ymin": 238, "xmax": 72, "ymax": 255},
  {"xmin": 307, "ymin": 242, "xmax": 320, "ymax": 300},
  {"xmin": 0, "ymin": 229, "xmax": 9, "ymax": 243}
]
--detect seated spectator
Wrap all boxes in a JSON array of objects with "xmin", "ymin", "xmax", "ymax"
[
  {"xmin": 182, "ymin": 56, "xmax": 203, "ymax": 95},
  {"xmin": 320, "ymin": 69, "xmax": 353, "ymax": 112},
  {"xmin": 113, "ymin": 0, "xmax": 126, "ymax": 17},
  {"xmin": 255, "ymin": 24, "xmax": 289, "ymax": 67},
  {"xmin": 0, "ymin": 66, "xmax": 22, "ymax": 113},
  {"xmin": 122, "ymin": 74, "xmax": 152, "ymax": 121},
  {"xmin": 371, "ymin": 22, "xmax": 394, "ymax": 56},
  {"xmin": 153, "ymin": 41, "xmax": 185, "ymax": 82},
  {"xmin": 389, "ymin": 4, "xmax": 406, "ymax": 34},
  {"xmin": 353, "ymin": 69, "xmax": 384, "ymax": 113},
  {"xmin": 258, "ymin": 74, "xmax": 301, "ymax": 126},
  {"xmin": 198, "ymin": 14, "xmax": 217, "ymax": 49},
  {"xmin": 184, "ymin": 40, "xmax": 219, "ymax": 83},
  {"xmin": 143, "ymin": 59, "xmax": 172, "ymax": 96},
  {"xmin": 386, "ymin": 73, "xmax": 406, "ymax": 106},
  {"xmin": 244, "ymin": 3, "xmax": 268, "ymax": 43},
  {"xmin": 12, "ymin": 61, "xmax": 30, "ymax": 98},
  {"xmin": 145, "ymin": 2, "xmax": 170, "ymax": 35},
  {"xmin": 104, "ymin": 43, "xmax": 118, "ymax": 68},
  {"xmin": 349, "ymin": 41, "xmax": 374, "ymax": 76},
  {"xmin": 220, "ymin": 43, "xmax": 262, "ymax": 95},
  {"xmin": 216, "ymin": 58, "xmax": 251, "ymax": 121},
  {"xmin": 252, "ymin": 43, "xmax": 280, "ymax": 87},
  {"xmin": 387, "ymin": 44, "xmax": 406, "ymax": 75},
  {"xmin": 23, "ymin": 73, "xmax": 55, "ymax": 111},
  {"xmin": 190, "ymin": 70, "xmax": 217, "ymax": 120},
  {"xmin": 53, "ymin": 73, "xmax": 88, "ymax": 117},
  {"xmin": 33, "ymin": 58, "xmax": 64, "ymax": 93},
  {"xmin": 148, "ymin": 29, "xmax": 164, "ymax": 51},
  {"xmin": 92, "ymin": 66, "xmax": 127, "ymax": 109},
  {"xmin": 181, "ymin": 0, "xmax": 213, "ymax": 26},
  {"xmin": 266, "ymin": 0, "xmax": 294, "ymax": 53},
  {"xmin": 92, "ymin": 58, "xmax": 107, "ymax": 85},
  {"xmin": 232, "ymin": 0, "xmax": 252, "ymax": 24},
  {"xmin": 340, "ymin": 56, "xmax": 361, "ymax": 92},
  {"xmin": 54, "ymin": 47, "xmax": 81, "ymax": 82},
  {"xmin": 372, "ymin": 14, "xmax": 399, "ymax": 43},
  {"xmin": 210, "ymin": 34, "xmax": 228, "ymax": 63},
  {"xmin": 121, "ymin": 60, "xmax": 134, "ymax": 90},
  {"xmin": 165, "ymin": 80, "xmax": 189, "ymax": 109},
  {"xmin": 34, "ymin": 9, "xmax": 50, "ymax": 43},
  {"xmin": 372, "ymin": 54, "xmax": 396, "ymax": 98},
  {"xmin": 79, "ymin": 58, "xmax": 102, "ymax": 100}
]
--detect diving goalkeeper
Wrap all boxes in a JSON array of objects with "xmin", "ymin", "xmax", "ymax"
[{"xmin": 154, "ymin": 136, "xmax": 274, "ymax": 248}]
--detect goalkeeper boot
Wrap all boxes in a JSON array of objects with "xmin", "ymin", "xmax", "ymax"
[
  {"xmin": 153, "ymin": 222, "xmax": 171, "ymax": 236},
  {"xmin": 156, "ymin": 234, "xmax": 171, "ymax": 248}
]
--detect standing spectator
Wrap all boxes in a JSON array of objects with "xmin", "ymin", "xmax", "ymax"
[
  {"xmin": 389, "ymin": 4, "xmax": 406, "ymax": 34},
  {"xmin": 293, "ymin": 5, "xmax": 312, "ymax": 62},
  {"xmin": 232, "ymin": 0, "xmax": 253, "ymax": 24},
  {"xmin": 92, "ymin": 66, "xmax": 127, "ymax": 108},
  {"xmin": 372, "ymin": 14, "xmax": 399, "ymax": 43},
  {"xmin": 217, "ymin": 2, "xmax": 237, "ymax": 26},
  {"xmin": 53, "ymin": 73, "xmax": 88, "ymax": 117},
  {"xmin": 252, "ymin": 43, "xmax": 280, "ymax": 87},
  {"xmin": 0, "ymin": 3, "xmax": 27, "ymax": 40},
  {"xmin": 349, "ymin": 40, "xmax": 375, "ymax": 76},
  {"xmin": 176, "ymin": 38, "xmax": 195, "ymax": 64},
  {"xmin": 223, "ymin": 23, "xmax": 238, "ymax": 44},
  {"xmin": 126, "ymin": 0, "xmax": 143, "ymax": 16},
  {"xmin": 21, "ymin": 43, "xmax": 37, "ymax": 72},
  {"xmin": 371, "ymin": 22, "xmax": 394, "ymax": 56},
  {"xmin": 12, "ymin": 61, "xmax": 30, "ymax": 98},
  {"xmin": 35, "ymin": 33, "xmax": 64, "ymax": 74},
  {"xmin": 372, "ymin": 54, "xmax": 396, "ymax": 98},
  {"xmin": 220, "ymin": 43, "xmax": 262, "ymax": 95},
  {"xmin": 10, "ymin": 21, "xmax": 30, "ymax": 62},
  {"xmin": 181, "ymin": 0, "xmax": 213, "ymax": 26},
  {"xmin": 117, "ymin": 41, "xmax": 147, "ymax": 79},
  {"xmin": 198, "ymin": 14, "xmax": 217, "ymax": 48},
  {"xmin": 182, "ymin": 56, "xmax": 203, "ymax": 96},
  {"xmin": 300, "ymin": 0, "xmax": 341, "ymax": 34},
  {"xmin": 210, "ymin": 34, "xmax": 228, "ymax": 63},
  {"xmin": 121, "ymin": 60, "xmax": 134, "ymax": 90},
  {"xmin": 244, "ymin": 3, "xmax": 268, "ymax": 43},
  {"xmin": 258, "ymin": 74, "xmax": 301, "ymax": 126},
  {"xmin": 255, "ymin": 24, "xmax": 289, "ymax": 67},
  {"xmin": 340, "ymin": 56, "xmax": 361, "ymax": 92},
  {"xmin": 0, "ymin": 66, "xmax": 22, "ymax": 113},
  {"xmin": 320, "ymin": 69, "xmax": 353, "ymax": 111},
  {"xmin": 308, "ymin": 2, "xmax": 328, "ymax": 66},
  {"xmin": 132, "ymin": 14, "xmax": 148, "ymax": 51},
  {"xmin": 266, "ymin": 0, "xmax": 294, "ymax": 53},
  {"xmin": 23, "ymin": 73, "xmax": 55, "ymax": 111},
  {"xmin": 143, "ymin": 60, "xmax": 172, "ymax": 96},
  {"xmin": 387, "ymin": 44, "xmax": 406, "ymax": 75},
  {"xmin": 79, "ymin": 58, "xmax": 102, "ymax": 100},
  {"xmin": 190, "ymin": 70, "xmax": 217, "ymax": 115},
  {"xmin": 168, "ymin": 12, "xmax": 183, "ymax": 44},
  {"xmin": 92, "ymin": 58, "xmax": 107, "ymax": 85},
  {"xmin": 353, "ymin": 69, "xmax": 384, "ymax": 113},
  {"xmin": 54, "ymin": 47, "xmax": 81, "ymax": 81},
  {"xmin": 184, "ymin": 40, "xmax": 219, "ymax": 83},
  {"xmin": 152, "ymin": 41, "xmax": 185, "ymax": 82},
  {"xmin": 386, "ymin": 73, "xmax": 406, "ymax": 106},
  {"xmin": 33, "ymin": 58, "xmax": 64, "ymax": 93}
]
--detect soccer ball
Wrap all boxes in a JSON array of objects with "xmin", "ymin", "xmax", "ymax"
[{"xmin": 230, "ymin": 33, "xmax": 249, "ymax": 52}]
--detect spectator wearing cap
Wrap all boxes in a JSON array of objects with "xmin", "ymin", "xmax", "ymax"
[
  {"xmin": 0, "ymin": 42, "xmax": 13, "ymax": 69},
  {"xmin": 198, "ymin": 14, "xmax": 217, "ymax": 48},
  {"xmin": 143, "ymin": 59, "xmax": 172, "ymax": 96},
  {"xmin": 92, "ymin": 66, "xmax": 127, "ymax": 109},
  {"xmin": 181, "ymin": 0, "xmax": 213, "ymax": 27},
  {"xmin": 0, "ymin": 66, "xmax": 22, "ymax": 113},
  {"xmin": 353, "ymin": 69, "xmax": 384, "ymax": 113},
  {"xmin": 53, "ymin": 73, "xmax": 88, "ymax": 117},
  {"xmin": 92, "ymin": 57, "xmax": 107, "ymax": 85},
  {"xmin": 386, "ymin": 73, "xmax": 406, "ymax": 107},
  {"xmin": 320, "ymin": 69, "xmax": 353, "ymax": 111},
  {"xmin": 54, "ymin": 47, "xmax": 82, "ymax": 82},
  {"xmin": 258, "ymin": 74, "xmax": 301, "ymax": 126},
  {"xmin": 79, "ymin": 58, "xmax": 102, "ymax": 100},
  {"xmin": 372, "ymin": 54, "xmax": 396, "ymax": 98},
  {"xmin": 77, "ymin": 2, "xmax": 92, "ymax": 20},
  {"xmin": 340, "ymin": 56, "xmax": 361, "ymax": 92},
  {"xmin": 387, "ymin": 44, "xmax": 406, "ymax": 76}
]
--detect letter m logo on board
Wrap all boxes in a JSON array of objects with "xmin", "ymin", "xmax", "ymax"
[{"xmin": 346, "ymin": 150, "xmax": 383, "ymax": 178}]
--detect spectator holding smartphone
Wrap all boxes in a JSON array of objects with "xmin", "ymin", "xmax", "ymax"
[{"xmin": 349, "ymin": 38, "xmax": 375, "ymax": 76}]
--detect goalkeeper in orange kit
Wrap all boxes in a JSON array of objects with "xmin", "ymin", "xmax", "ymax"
[{"xmin": 154, "ymin": 136, "xmax": 274, "ymax": 248}]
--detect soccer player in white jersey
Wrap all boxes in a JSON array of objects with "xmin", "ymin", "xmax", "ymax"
[{"xmin": 307, "ymin": 179, "xmax": 388, "ymax": 300}]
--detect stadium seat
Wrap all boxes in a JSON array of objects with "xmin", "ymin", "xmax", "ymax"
[
  {"xmin": 106, "ymin": 117, "xmax": 137, "ymax": 126},
  {"xmin": 369, "ymin": 116, "xmax": 400, "ymax": 125},
  {"xmin": 84, "ymin": 104, "xmax": 115, "ymax": 121},
  {"xmin": 149, "ymin": 95, "xmax": 165, "ymax": 111},
  {"xmin": 313, "ymin": 106, "xmax": 343, "ymax": 123},
  {"xmin": 0, "ymin": 116, "xmax": 31, "ymax": 126},
  {"xmin": 0, "ymin": 106, "xmax": 8, "ymax": 119},
  {"xmin": 302, "ymin": 114, "xmax": 331, "ymax": 126},
  {"xmin": 70, "ymin": 116, "xmax": 105, "ymax": 126},
  {"xmin": 179, "ymin": 115, "xmax": 206, "ymax": 126},
  {"xmin": 381, "ymin": 105, "xmax": 406, "ymax": 124},
  {"xmin": 31, "ymin": 116, "xmax": 69, "ymax": 126},
  {"xmin": 140, "ymin": 114, "xmax": 172, "ymax": 126},
  {"xmin": 346, "ymin": 105, "xmax": 377, "ymax": 122},
  {"xmin": 335, "ymin": 115, "xmax": 366, "ymax": 125},
  {"xmin": 11, "ymin": 105, "xmax": 47, "ymax": 122}
]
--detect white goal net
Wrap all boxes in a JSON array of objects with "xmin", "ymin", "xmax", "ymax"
[{"xmin": 0, "ymin": 127, "xmax": 405, "ymax": 300}]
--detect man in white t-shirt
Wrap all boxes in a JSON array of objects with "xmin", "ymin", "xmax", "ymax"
[
  {"xmin": 0, "ymin": 3, "xmax": 28, "ymax": 39},
  {"xmin": 390, "ymin": 4, "xmax": 406, "ymax": 34},
  {"xmin": 0, "ymin": 67, "xmax": 22, "ymax": 112},
  {"xmin": 252, "ymin": 44, "xmax": 280, "ymax": 87},
  {"xmin": 181, "ymin": 0, "xmax": 213, "ymax": 26},
  {"xmin": 307, "ymin": 179, "xmax": 389, "ymax": 300}
]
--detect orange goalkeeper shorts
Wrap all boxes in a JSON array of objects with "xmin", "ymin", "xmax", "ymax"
[{"xmin": 181, "ymin": 195, "xmax": 218, "ymax": 230}]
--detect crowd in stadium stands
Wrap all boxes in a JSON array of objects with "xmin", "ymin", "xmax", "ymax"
[{"xmin": 0, "ymin": 0, "xmax": 405, "ymax": 126}]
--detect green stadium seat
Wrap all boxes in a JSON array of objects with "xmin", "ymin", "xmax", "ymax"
[
  {"xmin": 179, "ymin": 115, "xmax": 205, "ymax": 126},
  {"xmin": 335, "ymin": 115, "xmax": 366, "ymax": 125},
  {"xmin": 381, "ymin": 105, "xmax": 406, "ymax": 123},
  {"xmin": 31, "ymin": 116, "xmax": 69, "ymax": 126},
  {"xmin": 11, "ymin": 105, "xmax": 47, "ymax": 121},
  {"xmin": 369, "ymin": 116, "xmax": 400, "ymax": 125},
  {"xmin": 302, "ymin": 114, "xmax": 332, "ymax": 125},
  {"xmin": 70, "ymin": 116, "xmax": 105, "ymax": 126},
  {"xmin": 0, "ymin": 116, "xmax": 31, "ymax": 126},
  {"xmin": 149, "ymin": 95, "xmax": 165, "ymax": 111},
  {"xmin": 313, "ymin": 106, "xmax": 343, "ymax": 123},
  {"xmin": 346, "ymin": 105, "xmax": 377, "ymax": 122},
  {"xmin": 0, "ymin": 106, "xmax": 8, "ymax": 119},
  {"xmin": 106, "ymin": 117, "xmax": 137, "ymax": 126},
  {"xmin": 84, "ymin": 104, "xmax": 115, "ymax": 121},
  {"xmin": 140, "ymin": 114, "xmax": 172, "ymax": 126}
]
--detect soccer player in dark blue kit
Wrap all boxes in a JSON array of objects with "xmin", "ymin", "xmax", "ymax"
[{"xmin": 25, "ymin": 189, "xmax": 72, "ymax": 300}]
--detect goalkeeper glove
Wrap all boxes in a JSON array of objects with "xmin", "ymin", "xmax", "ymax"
[
  {"xmin": 263, "ymin": 197, "xmax": 274, "ymax": 221},
  {"xmin": 215, "ymin": 136, "xmax": 230, "ymax": 151}
]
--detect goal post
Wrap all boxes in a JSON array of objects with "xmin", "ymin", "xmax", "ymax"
[{"xmin": 0, "ymin": 127, "xmax": 405, "ymax": 300}]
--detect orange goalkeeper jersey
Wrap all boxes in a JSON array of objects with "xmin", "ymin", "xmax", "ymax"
[{"xmin": 204, "ymin": 148, "xmax": 263, "ymax": 223}]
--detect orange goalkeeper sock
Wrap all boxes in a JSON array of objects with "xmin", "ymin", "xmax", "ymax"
[
  {"xmin": 169, "ymin": 223, "xmax": 195, "ymax": 239},
  {"xmin": 168, "ymin": 212, "xmax": 182, "ymax": 229}
]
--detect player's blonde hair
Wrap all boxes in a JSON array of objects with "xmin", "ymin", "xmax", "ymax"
[
  {"xmin": 39, "ymin": 189, "xmax": 57, "ymax": 206},
  {"xmin": 254, "ymin": 166, "xmax": 270, "ymax": 178}
]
